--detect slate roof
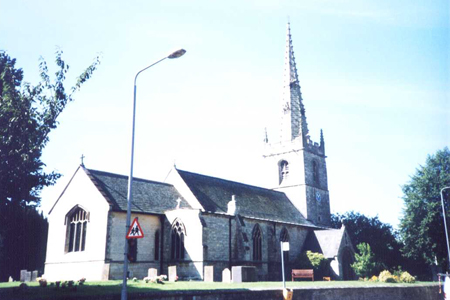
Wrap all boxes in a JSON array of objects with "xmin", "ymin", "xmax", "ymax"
[
  {"xmin": 314, "ymin": 228, "xmax": 345, "ymax": 258},
  {"xmin": 86, "ymin": 168, "xmax": 191, "ymax": 214},
  {"xmin": 177, "ymin": 169, "xmax": 315, "ymax": 226}
]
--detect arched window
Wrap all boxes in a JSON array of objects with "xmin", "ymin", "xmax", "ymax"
[
  {"xmin": 280, "ymin": 227, "xmax": 289, "ymax": 262},
  {"xmin": 252, "ymin": 224, "xmax": 262, "ymax": 261},
  {"xmin": 171, "ymin": 219, "xmax": 186, "ymax": 260},
  {"xmin": 154, "ymin": 230, "xmax": 160, "ymax": 261},
  {"xmin": 313, "ymin": 161, "xmax": 319, "ymax": 184},
  {"xmin": 279, "ymin": 160, "xmax": 289, "ymax": 184},
  {"xmin": 65, "ymin": 206, "xmax": 89, "ymax": 253}
]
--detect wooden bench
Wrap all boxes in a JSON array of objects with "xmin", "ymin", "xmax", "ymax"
[{"xmin": 291, "ymin": 269, "xmax": 314, "ymax": 281}]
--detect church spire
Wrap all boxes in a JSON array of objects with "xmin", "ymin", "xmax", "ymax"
[{"xmin": 280, "ymin": 23, "xmax": 308, "ymax": 142}]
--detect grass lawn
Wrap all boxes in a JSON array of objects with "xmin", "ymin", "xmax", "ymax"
[{"xmin": 0, "ymin": 280, "xmax": 438, "ymax": 300}]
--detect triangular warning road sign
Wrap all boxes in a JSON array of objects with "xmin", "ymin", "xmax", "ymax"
[{"xmin": 126, "ymin": 218, "xmax": 144, "ymax": 239}]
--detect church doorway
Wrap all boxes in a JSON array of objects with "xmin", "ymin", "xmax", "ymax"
[{"xmin": 341, "ymin": 248, "xmax": 354, "ymax": 280}]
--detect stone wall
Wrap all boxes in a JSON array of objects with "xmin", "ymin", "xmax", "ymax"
[
  {"xmin": 106, "ymin": 212, "xmax": 161, "ymax": 280},
  {"xmin": 44, "ymin": 168, "xmax": 110, "ymax": 281},
  {"xmin": 23, "ymin": 285, "xmax": 439, "ymax": 300},
  {"xmin": 162, "ymin": 209, "xmax": 204, "ymax": 280}
]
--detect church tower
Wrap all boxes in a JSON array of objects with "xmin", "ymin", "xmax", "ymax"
[{"xmin": 264, "ymin": 23, "xmax": 331, "ymax": 227}]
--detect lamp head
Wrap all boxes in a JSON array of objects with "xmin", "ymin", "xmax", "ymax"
[{"xmin": 168, "ymin": 49, "xmax": 186, "ymax": 59}]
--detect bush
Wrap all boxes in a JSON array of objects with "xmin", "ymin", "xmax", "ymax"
[
  {"xmin": 351, "ymin": 243, "xmax": 376, "ymax": 279},
  {"xmin": 38, "ymin": 278, "xmax": 47, "ymax": 287},
  {"xmin": 378, "ymin": 270, "xmax": 396, "ymax": 283},
  {"xmin": 369, "ymin": 275, "xmax": 378, "ymax": 282},
  {"xmin": 298, "ymin": 251, "xmax": 330, "ymax": 280},
  {"xmin": 399, "ymin": 271, "xmax": 415, "ymax": 283},
  {"xmin": 78, "ymin": 278, "xmax": 86, "ymax": 285}
]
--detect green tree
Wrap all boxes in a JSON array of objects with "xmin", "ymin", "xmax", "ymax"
[
  {"xmin": 400, "ymin": 147, "xmax": 450, "ymax": 272},
  {"xmin": 351, "ymin": 243, "xmax": 376, "ymax": 278},
  {"xmin": 0, "ymin": 50, "xmax": 100, "ymax": 207},
  {"xmin": 0, "ymin": 50, "xmax": 99, "ymax": 281},
  {"xmin": 331, "ymin": 211, "xmax": 403, "ymax": 273},
  {"xmin": 297, "ymin": 251, "xmax": 329, "ymax": 280}
]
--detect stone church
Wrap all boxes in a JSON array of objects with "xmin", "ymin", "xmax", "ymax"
[{"xmin": 44, "ymin": 24, "xmax": 355, "ymax": 282}]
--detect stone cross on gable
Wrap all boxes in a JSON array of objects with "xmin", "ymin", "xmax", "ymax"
[
  {"xmin": 176, "ymin": 198, "xmax": 182, "ymax": 209},
  {"xmin": 80, "ymin": 154, "xmax": 85, "ymax": 166}
]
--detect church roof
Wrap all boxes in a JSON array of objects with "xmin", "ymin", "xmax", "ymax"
[
  {"xmin": 176, "ymin": 169, "xmax": 315, "ymax": 226},
  {"xmin": 86, "ymin": 168, "xmax": 191, "ymax": 214}
]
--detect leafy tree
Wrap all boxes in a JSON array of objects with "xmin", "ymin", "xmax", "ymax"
[
  {"xmin": 331, "ymin": 211, "xmax": 403, "ymax": 273},
  {"xmin": 0, "ymin": 50, "xmax": 100, "ymax": 207},
  {"xmin": 297, "ymin": 251, "xmax": 329, "ymax": 280},
  {"xmin": 400, "ymin": 147, "xmax": 450, "ymax": 272},
  {"xmin": 351, "ymin": 243, "xmax": 376, "ymax": 278},
  {"xmin": 0, "ymin": 50, "xmax": 99, "ymax": 281}
]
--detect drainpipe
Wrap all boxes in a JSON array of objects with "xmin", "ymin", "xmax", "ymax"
[
  {"xmin": 229, "ymin": 216, "xmax": 232, "ymax": 270},
  {"xmin": 160, "ymin": 216, "xmax": 165, "ymax": 274}
]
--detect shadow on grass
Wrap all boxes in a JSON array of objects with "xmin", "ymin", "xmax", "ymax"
[
  {"xmin": 0, "ymin": 280, "xmax": 437, "ymax": 300},
  {"xmin": 0, "ymin": 281, "xmax": 250, "ymax": 300}
]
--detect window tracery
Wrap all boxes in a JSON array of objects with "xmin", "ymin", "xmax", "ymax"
[
  {"xmin": 65, "ymin": 206, "xmax": 88, "ymax": 253},
  {"xmin": 171, "ymin": 219, "xmax": 186, "ymax": 260}
]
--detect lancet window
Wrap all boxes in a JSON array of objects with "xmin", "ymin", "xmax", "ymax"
[{"xmin": 252, "ymin": 224, "xmax": 262, "ymax": 261}]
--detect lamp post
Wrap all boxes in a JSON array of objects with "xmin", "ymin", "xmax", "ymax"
[
  {"xmin": 121, "ymin": 49, "xmax": 186, "ymax": 300},
  {"xmin": 441, "ymin": 186, "xmax": 450, "ymax": 271}
]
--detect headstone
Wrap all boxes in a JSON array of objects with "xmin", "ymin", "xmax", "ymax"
[
  {"xmin": 8, "ymin": 276, "xmax": 13, "ymax": 282},
  {"xmin": 102, "ymin": 264, "xmax": 110, "ymax": 281},
  {"xmin": 20, "ymin": 270, "xmax": 27, "ymax": 282},
  {"xmin": 148, "ymin": 268, "xmax": 158, "ymax": 279},
  {"xmin": 31, "ymin": 271, "xmax": 38, "ymax": 282},
  {"xmin": 232, "ymin": 266, "xmax": 257, "ymax": 283},
  {"xmin": 204, "ymin": 266, "xmax": 214, "ymax": 282},
  {"xmin": 222, "ymin": 268, "xmax": 231, "ymax": 283},
  {"xmin": 168, "ymin": 266, "xmax": 177, "ymax": 282},
  {"xmin": 25, "ymin": 271, "xmax": 31, "ymax": 282}
]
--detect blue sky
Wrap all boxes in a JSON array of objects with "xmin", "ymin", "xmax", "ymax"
[{"xmin": 1, "ymin": 0, "xmax": 448, "ymax": 228}]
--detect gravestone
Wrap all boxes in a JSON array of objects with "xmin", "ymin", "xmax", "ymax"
[
  {"xmin": 8, "ymin": 276, "xmax": 13, "ymax": 282},
  {"xmin": 204, "ymin": 266, "xmax": 214, "ymax": 282},
  {"xmin": 102, "ymin": 263, "xmax": 110, "ymax": 281},
  {"xmin": 20, "ymin": 270, "xmax": 27, "ymax": 282},
  {"xmin": 232, "ymin": 266, "xmax": 257, "ymax": 283},
  {"xmin": 148, "ymin": 268, "xmax": 158, "ymax": 279},
  {"xmin": 168, "ymin": 266, "xmax": 177, "ymax": 282},
  {"xmin": 222, "ymin": 268, "xmax": 231, "ymax": 283},
  {"xmin": 31, "ymin": 271, "xmax": 38, "ymax": 282},
  {"xmin": 25, "ymin": 271, "xmax": 31, "ymax": 282}
]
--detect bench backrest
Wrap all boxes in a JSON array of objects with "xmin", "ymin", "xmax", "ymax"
[{"xmin": 292, "ymin": 269, "xmax": 313, "ymax": 276}]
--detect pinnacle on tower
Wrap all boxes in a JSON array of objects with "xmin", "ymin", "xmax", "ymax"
[
  {"xmin": 320, "ymin": 129, "xmax": 325, "ymax": 154},
  {"xmin": 280, "ymin": 23, "xmax": 309, "ymax": 142}
]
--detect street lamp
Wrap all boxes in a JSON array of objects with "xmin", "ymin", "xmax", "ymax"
[
  {"xmin": 121, "ymin": 49, "xmax": 186, "ymax": 300},
  {"xmin": 441, "ymin": 186, "xmax": 450, "ymax": 271}
]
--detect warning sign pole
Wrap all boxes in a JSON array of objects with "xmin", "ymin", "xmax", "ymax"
[{"xmin": 121, "ymin": 49, "xmax": 186, "ymax": 300}]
